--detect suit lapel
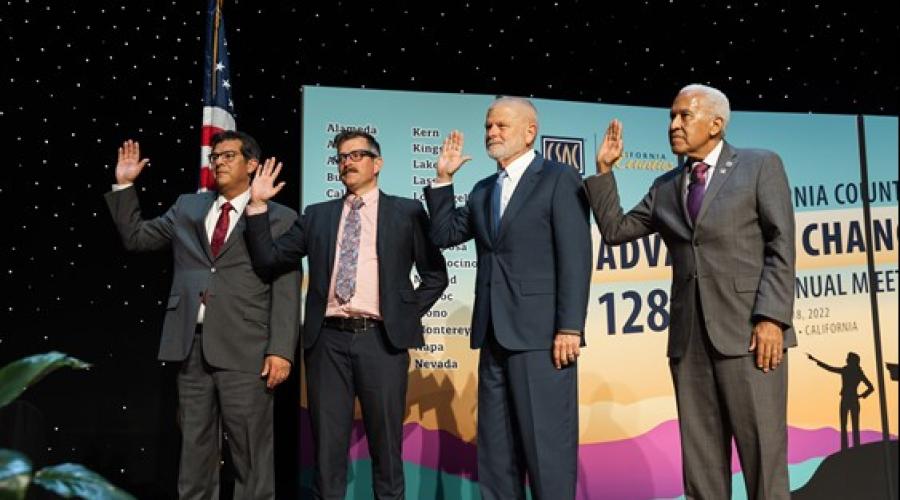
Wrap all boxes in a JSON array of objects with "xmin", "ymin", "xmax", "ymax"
[
  {"xmin": 485, "ymin": 172, "xmax": 500, "ymax": 243},
  {"xmin": 677, "ymin": 162, "xmax": 695, "ymax": 229},
  {"xmin": 375, "ymin": 191, "xmax": 397, "ymax": 309},
  {"xmin": 496, "ymin": 154, "xmax": 544, "ymax": 243},
  {"xmin": 215, "ymin": 214, "xmax": 246, "ymax": 260},
  {"xmin": 193, "ymin": 193, "xmax": 216, "ymax": 261},
  {"xmin": 694, "ymin": 142, "xmax": 738, "ymax": 227},
  {"xmin": 376, "ymin": 191, "xmax": 391, "ymax": 260}
]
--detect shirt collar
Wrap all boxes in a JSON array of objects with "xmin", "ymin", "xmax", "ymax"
[
  {"xmin": 502, "ymin": 149, "xmax": 536, "ymax": 181},
  {"xmin": 691, "ymin": 140, "xmax": 724, "ymax": 169},
  {"xmin": 217, "ymin": 188, "xmax": 250, "ymax": 213},
  {"xmin": 346, "ymin": 188, "xmax": 380, "ymax": 207}
]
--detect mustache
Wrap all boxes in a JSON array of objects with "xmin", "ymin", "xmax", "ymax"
[{"xmin": 340, "ymin": 166, "xmax": 359, "ymax": 176}]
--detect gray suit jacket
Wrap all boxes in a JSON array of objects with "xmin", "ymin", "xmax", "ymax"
[
  {"xmin": 585, "ymin": 142, "xmax": 796, "ymax": 357},
  {"xmin": 105, "ymin": 187, "xmax": 302, "ymax": 373}
]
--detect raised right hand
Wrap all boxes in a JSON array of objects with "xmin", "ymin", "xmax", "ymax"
[
  {"xmin": 436, "ymin": 130, "xmax": 473, "ymax": 183},
  {"xmin": 596, "ymin": 119, "xmax": 624, "ymax": 175},
  {"xmin": 250, "ymin": 157, "xmax": 286, "ymax": 205},
  {"xmin": 116, "ymin": 139, "xmax": 149, "ymax": 184}
]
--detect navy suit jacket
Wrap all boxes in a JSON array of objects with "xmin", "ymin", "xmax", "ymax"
[
  {"xmin": 245, "ymin": 191, "xmax": 448, "ymax": 350},
  {"xmin": 425, "ymin": 153, "xmax": 592, "ymax": 350}
]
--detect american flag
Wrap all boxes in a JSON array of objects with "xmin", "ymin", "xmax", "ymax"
[{"xmin": 199, "ymin": 0, "xmax": 236, "ymax": 192}]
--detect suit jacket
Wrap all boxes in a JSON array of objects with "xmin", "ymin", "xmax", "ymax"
[
  {"xmin": 244, "ymin": 191, "xmax": 448, "ymax": 350},
  {"xmin": 585, "ymin": 141, "xmax": 796, "ymax": 358},
  {"xmin": 425, "ymin": 153, "xmax": 592, "ymax": 350},
  {"xmin": 105, "ymin": 187, "xmax": 302, "ymax": 373}
]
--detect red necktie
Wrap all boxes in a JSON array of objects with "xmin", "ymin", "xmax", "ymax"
[{"xmin": 210, "ymin": 201, "xmax": 232, "ymax": 257}]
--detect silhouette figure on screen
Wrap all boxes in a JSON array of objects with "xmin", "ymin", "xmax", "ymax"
[{"xmin": 807, "ymin": 352, "xmax": 875, "ymax": 450}]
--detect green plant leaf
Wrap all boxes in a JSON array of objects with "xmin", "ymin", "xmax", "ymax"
[
  {"xmin": 33, "ymin": 464, "xmax": 134, "ymax": 500},
  {"xmin": 0, "ymin": 352, "xmax": 91, "ymax": 408},
  {"xmin": 0, "ymin": 449, "xmax": 32, "ymax": 500}
]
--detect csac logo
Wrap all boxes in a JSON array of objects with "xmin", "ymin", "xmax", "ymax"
[{"xmin": 542, "ymin": 136, "xmax": 584, "ymax": 174}]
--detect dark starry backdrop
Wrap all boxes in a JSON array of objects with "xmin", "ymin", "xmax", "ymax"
[{"xmin": 0, "ymin": 0, "xmax": 896, "ymax": 498}]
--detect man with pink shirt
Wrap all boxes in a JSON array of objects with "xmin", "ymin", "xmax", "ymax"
[{"xmin": 243, "ymin": 130, "xmax": 448, "ymax": 500}]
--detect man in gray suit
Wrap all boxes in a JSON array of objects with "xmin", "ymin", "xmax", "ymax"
[
  {"xmin": 105, "ymin": 132, "xmax": 301, "ymax": 499},
  {"xmin": 585, "ymin": 84, "xmax": 796, "ymax": 500}
]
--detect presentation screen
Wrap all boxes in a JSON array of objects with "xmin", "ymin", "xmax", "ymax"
[{"xmin": 299, "ymin": 86, "xmax": 897, "ymax": 499}]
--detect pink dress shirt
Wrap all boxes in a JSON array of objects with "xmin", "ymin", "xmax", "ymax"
[{"xmin": 325, "ymin": 189, "xmax": 382, "ymax": 319}]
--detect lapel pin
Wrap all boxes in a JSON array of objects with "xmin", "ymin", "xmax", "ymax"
[
  {"xmin": 720, "ymin": 168, "xmax": 726, "ymax": 173},
  {"xmin": 725, "ymin": 161, "xmax": 733, "ymax": 167}
]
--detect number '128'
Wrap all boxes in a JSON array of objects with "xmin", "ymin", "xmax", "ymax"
[{"xmin": 597, "ymin": 289, "xmax": 670, "ymax": 334}]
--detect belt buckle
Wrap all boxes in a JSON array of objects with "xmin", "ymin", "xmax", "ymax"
[{"xmin": 351, "ymin": 317, "xmax": 368, "ymax": 334}]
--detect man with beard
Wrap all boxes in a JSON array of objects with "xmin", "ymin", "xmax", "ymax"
[
  {"xmin": 244, "ymin": 130, "xmax": 448, "ymax": 500},
  {"xmin": 424, "ymin": 97, "xmax": 592, "ymax": 500}
]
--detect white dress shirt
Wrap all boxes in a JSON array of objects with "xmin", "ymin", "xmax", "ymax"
[{"xmin": 497, "ymin": 150, "xmax": 536, "ymax": 217}]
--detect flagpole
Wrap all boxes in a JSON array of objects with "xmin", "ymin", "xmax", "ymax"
[{"xmin": 211, "ymin": 0, "xmax": 221, "ymax": 100}]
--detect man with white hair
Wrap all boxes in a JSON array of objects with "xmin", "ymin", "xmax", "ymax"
[
  {"xmin": 426, "ymin": 97, "xmax": 592, "ymax": 500},
  {"xmin": 585, "ymin": 84, "xmax": 796, "ymax": 499}
]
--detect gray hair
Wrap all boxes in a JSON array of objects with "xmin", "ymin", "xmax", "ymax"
[
  {"xmin": 489, "ymin": 96, "xmax": 539, "ymax": 125},
  {"xmin": 679, "ymin": 84, "xmax": 730, "ymax": 131}
]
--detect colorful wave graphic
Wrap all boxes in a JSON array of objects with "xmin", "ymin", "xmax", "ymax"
[{"xmin": 299, "ymin": 409, "xmax": 894, "ymax": 499}]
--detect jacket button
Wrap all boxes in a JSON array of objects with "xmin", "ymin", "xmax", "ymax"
[{"xmin": 210, "ymin": 267, "xmax": 216, "ymax": 273}]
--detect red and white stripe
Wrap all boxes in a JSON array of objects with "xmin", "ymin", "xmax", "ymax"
[{"xmin": 198, "ymin": 105, "xmax": 235, "ymax": 192}]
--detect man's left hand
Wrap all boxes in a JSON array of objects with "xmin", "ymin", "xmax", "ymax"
[
  {"xmin": 261, "ymin": 355, "xmax": 292, "ymax": 389},
  {"xmin": 749, "ymin": 320, "xmax": 784, "ymax": 373},
  {"xmin": 250, "ymin": 157, "xmax": 286, "ymax": 207},
  {"xmin": 553, "ymin": 332, "xmax": 581, "ymax": 370},
  {"xmin": 595, "ymin": 119, "xmax": 624, "ymax": 175}
]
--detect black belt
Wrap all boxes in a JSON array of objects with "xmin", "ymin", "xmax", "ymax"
[{"xmin": 323, "ymin": 316, "xmax": 383, "ymax": 333}]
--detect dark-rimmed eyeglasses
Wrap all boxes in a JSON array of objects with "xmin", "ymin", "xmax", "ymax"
[
  {"xmin": 208, "ymin": 150, "xmax": 242, "ymax": 163},
  {"xmin": 333, "ymin": 149, "xmax": 378, "ymax": 163}
]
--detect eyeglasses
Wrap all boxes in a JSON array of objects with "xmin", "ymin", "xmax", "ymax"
[
  {"xmin": 207, "ymin": 150, "xmax": 242, "ymax": 163},
  {"xmin": 333, "ymin": 149, "xmax": 378, "ymax": 163}
]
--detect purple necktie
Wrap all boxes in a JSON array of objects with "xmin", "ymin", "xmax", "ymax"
[
  {"xmin": 334, "ymin": 196, "xmax": 365, "ymax": 303},
  {"xmin": 686, "ymin": 161, "xmax": 709, "ymax": 223}
]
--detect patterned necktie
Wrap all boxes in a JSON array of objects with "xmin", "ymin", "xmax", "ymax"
[
  {"xmin": 686, "ymin": 161, "xmax": 709, "ymax": 223},
  {"xmin": 491, "ymin": 170, "xmax": 507, "ymax": 238},
  {"xmin": 210, "ymin": 201, "xmax": 232, "ymax": 257},
  {"xmin": 334, "ymin": 196, "xmax": 365, "ymax": 303}
]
